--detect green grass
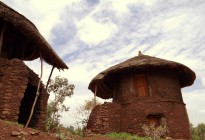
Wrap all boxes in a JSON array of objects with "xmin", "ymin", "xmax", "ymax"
[
  {"xmin": 2, "ymin": 120, "xmax": 24, "ymax": 128},
  {"xmin": 105, "ymin": 132, "xmax": 149, "ymax": 140}
]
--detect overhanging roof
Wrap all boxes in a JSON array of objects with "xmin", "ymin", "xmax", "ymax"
[
  {"xmin": 88, "ymin": 53, "xmax": 196, "ymax": 99},
  {"xmin": 0, "ymin": 2, "xmax": 68, "ymax": 69}
]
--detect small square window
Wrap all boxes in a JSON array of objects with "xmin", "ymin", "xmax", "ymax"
[{"xmin": 147, "ymin": 114, "xmax": 165, "ymax": 127}]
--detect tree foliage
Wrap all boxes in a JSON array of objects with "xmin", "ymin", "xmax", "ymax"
[
  {"xmin": 76, "ymin": 99, "xmax": 101, "ymax": 127},
  {"xmin": 46, "ymin": 76, "xmax": 75, "ymax": 132},
  {"xmin": 191, "ymin": 123, "xmax": 205, "ymax": 140}
]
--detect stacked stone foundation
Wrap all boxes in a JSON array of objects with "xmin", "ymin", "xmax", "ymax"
[
  {"xmin": 87, "ymin": 101, "xmax": 191, "ymax": 139},
  {"xmin": 0, "ymin": 58, "xmax": 49, "ymax": 131}
]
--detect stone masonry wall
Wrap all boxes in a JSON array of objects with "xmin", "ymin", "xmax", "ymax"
[
  {"xmin": 87, "ymin": 101, "xmax": 191, "ymax": 139},
  {"xmin": 0, "ymin": 58, "xmax": 49, "ymax": 131},
  {"xmin": 121, "ymin": 102, "xmax": 191, "ymax": 139},
  {"xmin": 0, "ymin": 58, "xmax": 28, "ymax": 120},
  {"xmin": 87, "ymin": 102, "xmax": 121, "ymax": 134}
]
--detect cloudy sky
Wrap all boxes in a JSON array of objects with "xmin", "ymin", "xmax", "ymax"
[{"xmin": 2, "ymin": 0, "xmax": 205, "ymax": 127}]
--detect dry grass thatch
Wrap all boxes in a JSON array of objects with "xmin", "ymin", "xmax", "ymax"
[
  {"xmin": 88, "ymin": 53, "xmax": 196, "ymax": 99},
  {"xmin": 0, "ymin": 2, "xmax": 68, "ymax": 69}
]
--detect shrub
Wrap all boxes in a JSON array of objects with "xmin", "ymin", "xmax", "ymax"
[{"xmin": 142, "ymin": 118, "xmax": 169, "ymax": 140}]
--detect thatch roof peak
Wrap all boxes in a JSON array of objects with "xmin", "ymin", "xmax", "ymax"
[
  {"xmin": 138, "ymin": 51, "xmax": 142, "ymax": 56},
  {"xmin": 0, "ymin": 1, "xmax": 68, "ymax": 69},
  {"xmin": 88, "ymin": 53, "xmax": 196, "ymax": 99}
]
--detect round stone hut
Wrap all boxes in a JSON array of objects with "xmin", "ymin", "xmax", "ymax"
[
  {"xmin": 0, "ymin": 2, "xmax": 67, "ymax": 130},
  {"xmin": 87, "ymin": 52, "xmax": 195, "ymax": 139}
]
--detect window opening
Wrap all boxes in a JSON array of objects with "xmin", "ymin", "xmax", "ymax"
[
  {"xmin": 134, "ymin": 73, "xmax": 149, "ymax": 97},
  {"xmin": 147, "ymin": 114, "xmax": 165, "ymax": 127}
]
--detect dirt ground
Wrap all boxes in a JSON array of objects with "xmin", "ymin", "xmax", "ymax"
[
  {"xmin": 76, "ymin": 136, "xmax": 120, "ymax": 140},
  {"xmin": 0, "ymin": 119, "xmax": 119, "ymax": 140}
]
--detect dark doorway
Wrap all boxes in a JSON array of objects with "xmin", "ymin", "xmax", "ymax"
[{"xmin": 18, "ymin": 83, "xmax": 36, "ymax": 126}]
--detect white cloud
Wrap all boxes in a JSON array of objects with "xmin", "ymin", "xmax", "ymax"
[
  {"xmin": 199, "ymin": 110, "xmax": 205, "ymax": 113},
  {"xmin": 111, "ymin": 1, "xmax": 133, "ymax": 13},
  {"xmin": 111, "ymin": 0, "xmax": 158, "ymax": 13},
  {"xmin": 182, "ymin": 90, "xmax": 205, "ymax": 126},
  {"xmin": 161, "ymin": 14, "xmax": 187, "ymax": 32},
  {"xmin": 77, "ymin": 17, "xmax": 118, "ymax": 45},
  {"xmin": 197, "ymin": 70, "xmax": 205, "ymax": 86}
]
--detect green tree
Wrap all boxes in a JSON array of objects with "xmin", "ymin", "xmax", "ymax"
[
  {"xmin": 191, "ymin": 123, "xmax": 199, "ymax": 140},
  {"xmin": 46, "ymin": 76, "xmax": 75, "ymax": 132},
  {"xmin": 197, "ymin": 123, "xmax": 205, "ymax": 140},
  {"xmin": 191, "ymin": 123, "xmax": 205, "ymax": 140},
  {"xmin": 76, "ymin": 99, "xmax": 101, "ymax": 127}
]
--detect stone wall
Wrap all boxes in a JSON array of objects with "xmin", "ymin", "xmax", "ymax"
[
  {"xmin": 87, "ymin": 101, "xmax": 191, "ymax": 139},
  {"xmin": 0, "ymin": 58, "xmax": 49, "ymax": 131},
  {"xmin": 87, "ymin": 102, "xmax": 121, "ymax": 134},
  {"xmin": 0, "ymin": 58, "xmax": 28, "ymax": 120}
]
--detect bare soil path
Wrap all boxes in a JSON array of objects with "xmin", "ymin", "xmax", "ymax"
[{"xmin": 0, "ymin": 119, "xmax": 120, "ymax": 140}]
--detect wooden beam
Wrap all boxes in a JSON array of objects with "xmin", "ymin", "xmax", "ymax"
[{"xmin": 45, "ymin": 66, "xmax": 55, "ymax": 91}]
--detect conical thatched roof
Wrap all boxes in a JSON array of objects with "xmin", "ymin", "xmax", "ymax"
[
  {"xmin": 88, "ymin": 52, "xmax": 196, "ymax": 99},
  {"xmin": 0, "ymin": 2, "xmax": 68, "ymax": 69}
]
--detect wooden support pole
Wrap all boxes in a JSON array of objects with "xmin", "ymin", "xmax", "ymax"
[
  {"xmin": 25, "ymin": 56, "xmax": 43, "ymax": 128},
  {"xmin": 94, "ymin": 85, "xmax": 97, "ymax": 106},
  {"xmin": 45, "ymin": 66, "xmax": 55, "ymax": 91}
]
